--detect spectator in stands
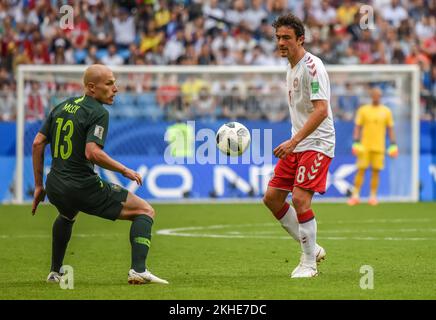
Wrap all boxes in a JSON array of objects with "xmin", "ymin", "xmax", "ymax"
[
  {"xmin": 243, "ymin": 0, "xmax": 268, "ymax": 32},
  {"xmin": 405, "ymin": 43, "xmax": 431, "ymax": 65},
  {"xmin": 256, "ymin": 18, "xmax": 276, "ymax": 53},
  {"xmin": 245, "ymin": 44, "xmax": 272, "ymax": 65},
  {"xmin": 244, "ymin": 85, "xmax": 263, "ymax": 120},
  {"xmin": 234, "ymin": 27, "xmax": 257, "ymax": 54},
  {"xmin": 319, "ymin": 41, "xmax": 339, "ymax": 64},
  {"xmin": 336, "ymin": 0, "xmax": 358, "ymax": 27},
  {"xmin": 146, "ymin": 42, "xmax": 168, "ymax": 65},
  {"xmin": 409, "ymin": 0, "xmax": 428, "ymax": 21},
  {"xmin": 194, "ymin": 86, "xmax": 217, "ymax": 121},
  {"xmin": 67, "ymin": 12, "xmax": 90, "ymax": 53},
  {"xmin": 415, "ymin": 15, "xmax": 436, "ymax": 41},
  {"xmin": 211, "ymin": 27, "xmax": 236, "ymax": 57},
  {"xmin": 85, "ymin": 45, "xmax": 100, "ymax": 65},
  {"xmin": 125, "ymin": 43, "xmax": 140, "ymax": 64},
  {"xmin": 156, "ymin": 74, "xmax": 181, "ymax": 114},
  {"xmin": 217, "ymin": 46, "xmax": 236, "ymax": 65},
  {"xmin": 0, "ymin": 82, "xmax": 16, "ymax": 121},
  {"xmin": 260, "ymin": 84, "xmax": 288, "ymax": 122},
  {"xmin": 140, "ymin": 21, "xmax": 164, "ymax": 54},
  {"xmin": 421, "ymin": 34, "xmax": 436, "ymax": 58},
  {"xmin": 112, "ymin": 7, "xmax": 136, "ymax": 50},
  {"xmin": 339, "ymin": 46, "xmax": 360, "ymax": 65},
  {"xmin": 40, "ymin": 9, "xmax": 58, "ymax": 42},
  {"xmin": 101, "ymin": 43, "xmax": 124, "ymax": 66},
  {"xmin": 338, "ymin": 82, "xmax": 360, "ymax": 121},
  {"xmin": 198, "ymin": 42, "xmax": 217, "ymax": 65},
  {"xmin": 163, "ymin": 27, "xmax": 186, "ymax": 63},
  {"xmin": 391, "ymin": 43, "xmax": 406, "ymax": 64},
  {"xmin": 222, "ymin": 85, "xmax": 247, "ymax": 120},
  {"xmin": 50, "ymin": 28, "xmax": 74, "ymax": 63},
  {"xmin": 89, "ymin": 14, "xmax": 114, "ymax": 49},
  {"xmin": 227, "ymin": 0, "xmax": 246, "ymax": 26},
  {"xmin": 313, "ymin": 0, "xmax": 337, "ymax": 26},
  {"xmin": 181, "ymin": 76, "xmax": 207, "ymax": 108},
  {"xmin": 203, "ymin": 0, "xmax": 225, "ymax": 32},
  {"xmin": 381, "ymin": 0, "xmax": 408, "ymax": 28},
  {"xmin": 14, "ymin": 4, "xmax": 39, "ymax": 32},
  {"xmin": 155, "ymin": 0, "xmax": 171, "ymax": 31},
  {"xmin": 266, "ymin": 0, "xmax": 287, "ymax": 24},
  {"xmin": 26, "ymin": 81, "xmax": 46, "ymax": 121}
]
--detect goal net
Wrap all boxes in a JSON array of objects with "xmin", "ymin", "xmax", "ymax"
[{"xmin": 10, "ymin": 64, "xmax": 419, "ymax": 203}]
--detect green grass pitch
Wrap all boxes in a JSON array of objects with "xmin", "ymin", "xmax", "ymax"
[{"xmin": 0, "ymin": 202, "xmax": 435, "ymax": 300}]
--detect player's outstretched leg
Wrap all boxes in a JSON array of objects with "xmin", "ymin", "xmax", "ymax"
[
  {"xmin": 119, "ymin": 192, "xmax": 168, "ymax": 285},
  {"xmin": 47, "ymin": 214, "xmax": 75, "ymax": 283}
]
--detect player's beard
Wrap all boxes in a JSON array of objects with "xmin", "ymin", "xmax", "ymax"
[{"xmin": 279, "ymin": 47, "xmax": 288, "ymax": 57}]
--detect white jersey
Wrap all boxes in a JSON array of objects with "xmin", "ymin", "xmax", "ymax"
[{"xmin": 286, "ymin": 51, "xmax": 335, "ymax": 158}]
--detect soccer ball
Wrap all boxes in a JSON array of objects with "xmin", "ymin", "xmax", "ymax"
[{"xmin": 216, "ymin": 122, "xmax": 251, "ymax": 156}]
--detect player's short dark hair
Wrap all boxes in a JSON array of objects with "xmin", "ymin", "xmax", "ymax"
[{"xmin": 272, "ymin": 14, "xmax": 305, "ymax": 39}]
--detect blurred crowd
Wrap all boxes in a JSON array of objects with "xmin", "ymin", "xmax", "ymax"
[{"xmin": 0, "ymin": 0, "xmax": 435, "ymax": 121}]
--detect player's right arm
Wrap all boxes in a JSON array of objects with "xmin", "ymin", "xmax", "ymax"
[
  {"xmin": 32, "ymin": 132, "xmax": 48, "ymax": 215},
  {"xmin": 352, "ymin": 124, "xmax": 361, "ymax": 142},
  {"xmin": 85, "ymin": 142, "xmax": 142, "ymax": 186},
  {"xmin": 352, "ymin": 107, "xmax": 364, "ymax": 156}
]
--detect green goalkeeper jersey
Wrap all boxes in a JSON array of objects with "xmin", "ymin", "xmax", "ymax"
[{"xmin": 40, "ymin": 95, "xmax": 109, "ymax": 188}]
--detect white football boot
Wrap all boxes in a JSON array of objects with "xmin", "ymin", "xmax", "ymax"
[
  {"xmin": 291, "ymin": 263, "xmax": 318, "ymax": 278},
  {"xmin": 291, "ymin": 244, "xmax": 325, "ymax": 278},
  {"xmin": 128, "ymin": 269, "xmax": 169, "ymax": 285},
  {"xmin": 46, "ymin": 271, "xmax": 63, "ymax": 283}
]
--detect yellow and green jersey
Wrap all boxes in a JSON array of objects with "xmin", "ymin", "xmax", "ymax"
[
  {"xmin": 40, "ymin": 95, "xmax": 109, "ymax": 188},
  {"xmin": 355, "ymin": 104, "xmax": 394, "ymax": 152}
]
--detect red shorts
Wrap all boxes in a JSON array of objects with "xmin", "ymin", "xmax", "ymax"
[{"xmin": 268, "ymin": 150, "xmax": 332, "ymax": 194}]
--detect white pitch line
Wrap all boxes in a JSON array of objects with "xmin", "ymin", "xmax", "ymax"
[
  {"xmin": 2, "ymin": 218, "xmax": 435, "ymax": 241},
  {"xmin": 321, "ymin": 218, "xmax": 432, "ymax": 224},
  {"xmin": 0, "ymin": 233, "xmax": 124, "ymax": 239},
  {"xmin": 234, "ymin": 228, "xmax": 436, "ymax": 235},
  {"xmin": 156, "ymin": 222, "xmax": 436, "ymax": 241}
]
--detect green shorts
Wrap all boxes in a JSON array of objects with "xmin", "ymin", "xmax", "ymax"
[{"xmin": 45, "ymin": 173, "xmax": 128, "ymax": 221}]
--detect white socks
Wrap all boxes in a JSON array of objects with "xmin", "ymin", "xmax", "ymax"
[
  {"xmin": 297, "ymin": 209, "xmax": 317, "ymax": 265},
  {"xmin": 275, "ymin": 204, "xmax": 318, "ymax": 265},
  {"xmin": 278, "ymin": 203, "xmax": 300, "ymax": 242}
]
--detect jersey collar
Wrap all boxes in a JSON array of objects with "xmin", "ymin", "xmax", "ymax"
[
  {"xmin": 288, "ymin": 51, "xmax": 308, "ymax": 71},
  {"xmin": 82, "ymin": 95, "xmax": 103, "ymax": 107}
]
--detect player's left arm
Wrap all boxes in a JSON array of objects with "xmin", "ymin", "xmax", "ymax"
[
  {"xmin": 388, "ymin": 126, "xmax": 397, "ymax": 145},
  {"xmin": 386, "ymin": 109, "xmax": 398, "ymax": 157},
  {"xmin": 32, "ymin": 133, "xmax": 48, "ymax": 215},
  {"xmin": 387, "ymin": 125, "xmax": 398, "ymax": 157}
]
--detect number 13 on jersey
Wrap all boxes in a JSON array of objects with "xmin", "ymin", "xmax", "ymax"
[{"xmin": 53, "ymin": 117, "xmax": 74, "ymax": 159}]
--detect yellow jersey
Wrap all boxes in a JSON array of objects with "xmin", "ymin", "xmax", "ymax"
[{"xmin": 355, "ymin": 104, "xmax": 394, "ymax": 152}]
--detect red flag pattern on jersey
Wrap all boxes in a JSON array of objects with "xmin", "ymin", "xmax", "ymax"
[{"xmin": 305, "ymin": 55, "xmax": 317, "ymax": 77}]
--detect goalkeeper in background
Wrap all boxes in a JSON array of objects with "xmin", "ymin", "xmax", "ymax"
[{"xmin": 348, "ymin": 87, "xmax": 398, "ymax": 206}]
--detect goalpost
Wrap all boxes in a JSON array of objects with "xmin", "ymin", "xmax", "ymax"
[{"xmin": 14, "ymin": 64, "xmax": 420, "ymax": 203}]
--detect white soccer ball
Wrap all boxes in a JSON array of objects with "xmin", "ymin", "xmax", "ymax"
[{"xmin": 216, "ymin": 122, "xmax": 251, "ymax": 156}]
